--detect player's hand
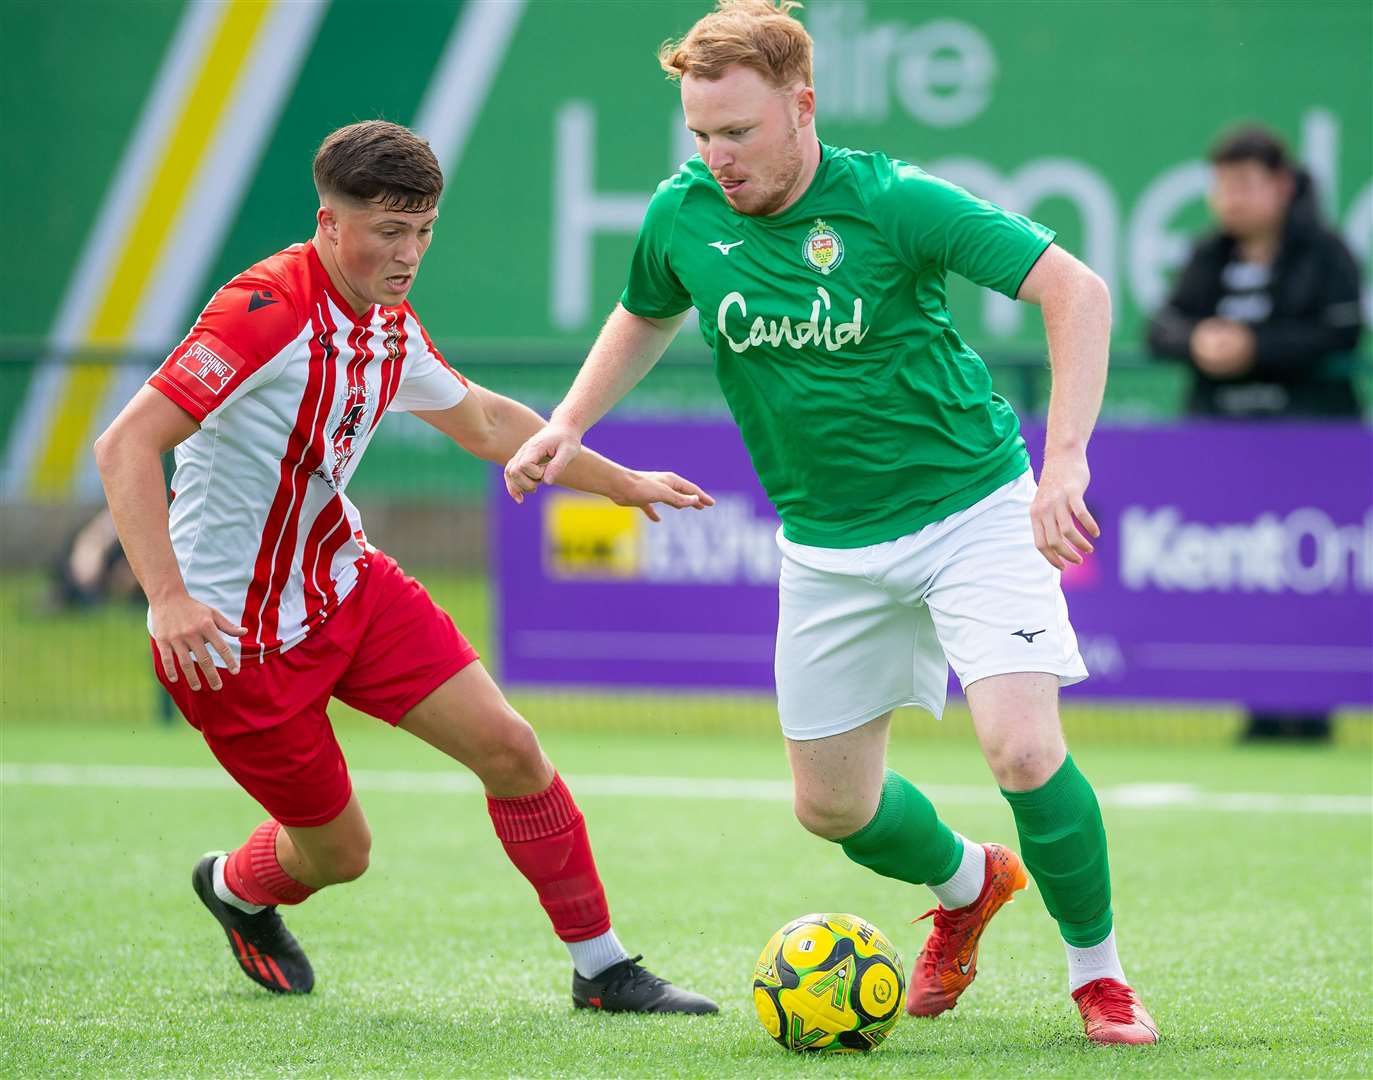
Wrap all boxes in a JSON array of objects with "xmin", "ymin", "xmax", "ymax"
[
  {"xmin": 611, "ymin": 470, "xmax": 716, "ymax": 522},
  {"xmin": 505, "ymin": 423, "xmax": 584, "ymax": 502},
  {"xmin": 1031, "ymin": 452, "xmax": 1100, "ymax": 570},
  {"xmin": 150, "ymin": 591, "xmax": 246, "ymax": 691}
]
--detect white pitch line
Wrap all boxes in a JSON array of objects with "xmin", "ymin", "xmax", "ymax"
[{"xmin": 0, "ymin": 763, "xmax": 1369, "ymax": 816}]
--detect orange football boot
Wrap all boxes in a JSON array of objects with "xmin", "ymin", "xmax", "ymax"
[
  {"xmin": 1072, "ymin": 978, "xmax": 1160, "ymax": 1044},
  {"xmin": 906, "ymin": 842, "xmax": 1028, "ymax": 1017}
]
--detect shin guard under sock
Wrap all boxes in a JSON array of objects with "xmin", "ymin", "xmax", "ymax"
[
  {"xmin": 836, "ymin": 770, "xmax": 962, "ymax": 887},
  {"xmin": 1001, "ymin": 755, "xmax": 1113, "ymax": 947},
  {"xmin": 487, "ymin": 773, "xmax": 612, "ymax": 943}
]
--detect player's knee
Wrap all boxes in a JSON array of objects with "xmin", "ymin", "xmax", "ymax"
[
  {"xmin": 320, "ymin": 838, "xmax": 371, "ymax": 884},
  {"xmin": 985, "ymin": 738, "xmax": 1060, "ymax": 791},
  {"xmin": 475, "ymin": 710, "xmax": 548, "ymax": 791},
  {"xmin": 329, "ymin": 846, "xmax": 370, "ymax": 884},
  {"xmin": 311, "ymin": 830, "xmax": 372, "ymax": 885},
  {"xmin": 793, "ymin": 792, "xmax": 868, "ymax": 840}
]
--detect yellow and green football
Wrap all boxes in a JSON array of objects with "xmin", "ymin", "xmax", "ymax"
[{"xmin": 752, "ymin": 912, "xmax": 905, "ymax": 1053}]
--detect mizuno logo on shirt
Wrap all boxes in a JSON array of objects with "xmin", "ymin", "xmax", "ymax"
[
  {"xmin": 709, "ymin": 240, "xmax": 745, "ymax": 255},
  {"xmin": 1012, "ymin": 629, "xmax": 1047, "ymax": 643}
]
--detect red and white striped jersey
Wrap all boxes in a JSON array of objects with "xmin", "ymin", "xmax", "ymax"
[{"xmin": 147, "ymin": 242, "xmax": 468, "ymax": 664}]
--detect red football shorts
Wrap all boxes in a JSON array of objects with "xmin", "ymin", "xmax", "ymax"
[{"xmin": 153, "ymin": 551, "xmax": 479, "ymax": 827}]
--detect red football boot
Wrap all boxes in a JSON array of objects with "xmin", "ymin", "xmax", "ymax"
[
  {"xmin": 906, "ymin": 843, "xmax": 1028, "ymax": 1017},
  {"xmin": 1072, "ymin": 978, "xmax": 1160, "ymax": 1044}
]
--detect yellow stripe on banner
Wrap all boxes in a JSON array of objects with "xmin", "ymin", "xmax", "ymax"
[{"xmin": 31, "ymin": 0, "xmax": 276, "ymax": 497}]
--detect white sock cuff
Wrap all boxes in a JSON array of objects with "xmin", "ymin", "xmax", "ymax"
[
  {"xmin": 566, "ymin": 928, "xmax": 628, "ymax": 979},
  {"xmin": 212, "ymin": 854, "xmax": 266, "ymax": 915},
  {"xmin": 928, "ymin": 835, "xmax": 986, "ymax": 910},
  {"xmin": 1065, "ymin": 928, "xmax": 1127, "ymax": 992}
]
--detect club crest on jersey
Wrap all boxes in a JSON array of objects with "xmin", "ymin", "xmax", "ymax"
[
  {"xmin": 802, "ymin": 219, "xmax": 844, "ymax": 275},
  {"xmin": 382, "ymin": 310, "xmax": 403, "ymax": 361},
  {"xmin": 314, "ymin": 379, "xmax": 375, "ymax": 490}
]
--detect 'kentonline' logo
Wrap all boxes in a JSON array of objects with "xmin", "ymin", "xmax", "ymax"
[{"xmin": 1120, "ymin": 506, "xmax": 1373, "ymax": 595}]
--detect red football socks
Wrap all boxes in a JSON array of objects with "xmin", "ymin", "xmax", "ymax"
[
  {"xmin": 224, "ymin": 820, "xmax": 316, "ymax": 907},
  {"xmin": 486, "ymin": 773, "xmax": 612, "ymax": 942}
]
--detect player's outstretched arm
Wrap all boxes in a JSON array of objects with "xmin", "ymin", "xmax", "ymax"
[
  {"xmin": 504, "ymin": 304, "xmax": 688, "ymax": 498},
  {"xmin": 93, "ymin": 387, "xmax": 246, "ymax": 690},
  {"xmin": 414, "ymin": 379, "xmax": 712, "ymax": 521},
  {"xmin": 1017, "ymin": 243, "xmax": 1111, "ymax": 570}
]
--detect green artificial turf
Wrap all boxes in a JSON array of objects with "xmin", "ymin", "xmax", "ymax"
[
  {"xmin": 3, "ymin": 715, "xmax": 1370, "ymax": 1077},
  {"xmin": 4, "ymin": 570, "xmax": 1371, "ymax": 1074}
]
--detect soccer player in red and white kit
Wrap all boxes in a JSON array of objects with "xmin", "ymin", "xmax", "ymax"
[{"xmin": 94, "ymin": 121, "xmax": 718, "ymax": 1014}]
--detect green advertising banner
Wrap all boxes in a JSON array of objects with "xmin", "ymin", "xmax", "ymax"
[{"xmin": 2, "ymin": 0, "xmax": 1369, "ymax": 502}]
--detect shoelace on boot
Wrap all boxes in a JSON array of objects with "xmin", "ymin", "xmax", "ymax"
[
  {"xmin": 913, "ymin": 906, "xmax": 978, "ymax": 975},
  {"xmin": 599, "ymin": 955, "xmax": 667, "ymax": 995},
  {"xmin": 1077, "ymin": 979, "xmax": 1138, "ymax": 1024}
]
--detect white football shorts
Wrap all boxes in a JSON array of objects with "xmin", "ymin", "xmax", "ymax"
[{"xmin": 774, "ymin": 470, "xmax": 1088, "ymax": 741}]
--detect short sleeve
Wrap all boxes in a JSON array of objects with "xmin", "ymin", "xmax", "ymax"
[
  {"xmin": 147, "ymin": 279, "xmax": 302, "ymax": 422},
  {"xmin": 387, "ymin": 315, "xmax": 469, "ymax": 413},
  {"xmin": 619, "ymin": 175, "xmax": 693, "ymax": 319},
  {"xmin": 872, "ymin": 161, "xmax": 1056, "ymax": 299}
]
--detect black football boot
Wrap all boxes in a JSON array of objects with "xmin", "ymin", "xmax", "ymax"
[
  {"xmin": 192, "ymin": 853, "xmax": 314, "ymax": 994},
  {"xmin": 572, "ymin": 955, "xmax": 717, "ymax": 1014}
]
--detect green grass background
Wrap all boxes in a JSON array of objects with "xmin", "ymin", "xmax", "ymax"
[{"xmin": 2, "ymin": 572, "xmax": 1371, "ymax": 1077}]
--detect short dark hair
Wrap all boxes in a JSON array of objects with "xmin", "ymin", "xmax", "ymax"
[
  {"xmin": 1209, "ymin": 124, "xmax": 1292, "ymax": 173},
  {"xmin": 312, "ymin": 120, "xmax": 443, "ymax": 212}
]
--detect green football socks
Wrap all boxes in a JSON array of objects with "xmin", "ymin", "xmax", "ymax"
[
  {"xmin": 1001, "ymin": 754, "xmax": 1114, "ymax": 948},
  {"xmin": 836, "ymin": 769, "xmax": 963, "ymax": 887}
]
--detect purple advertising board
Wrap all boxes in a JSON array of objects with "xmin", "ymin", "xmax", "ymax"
[{"xmin": 493, "ymin": 420, "xmax": 1373, "ymax": 709}]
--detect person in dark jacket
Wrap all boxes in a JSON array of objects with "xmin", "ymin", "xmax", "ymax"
[
  {"xmin": 1148, "ymin": 125, "xmax": 1365, "ymax": 741},
  {"xmin": 1148, "ymin": 125, "xmax": 1364, "ymax": 418}
]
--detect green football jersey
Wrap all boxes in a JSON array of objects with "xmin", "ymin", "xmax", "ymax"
[{"xmin": 620, "ymin": 142, "xmax": 1055, "ymax": 549}]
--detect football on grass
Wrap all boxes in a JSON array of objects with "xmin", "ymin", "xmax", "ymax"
[{"xmin": 752, "ymin": 912, "xmax": 905, "ymax": 1052}]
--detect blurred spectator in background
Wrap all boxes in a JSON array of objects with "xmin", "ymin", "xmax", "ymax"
[
  {"xmin": 1147, "ymin": 124, "xmax": 1365, "ymax": 741},
  {"xmin": 1148, "ymin": 125, "xmax": 1364, "ymax": 419},
  {"xmin": 49, "ymin": 508, "xmax": 141, "ymax": 612}
]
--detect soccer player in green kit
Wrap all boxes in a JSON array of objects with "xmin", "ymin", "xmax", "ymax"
[{"xmin": 507, "ymin": 0, "xmax": 1158, "ymax": 1045}]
